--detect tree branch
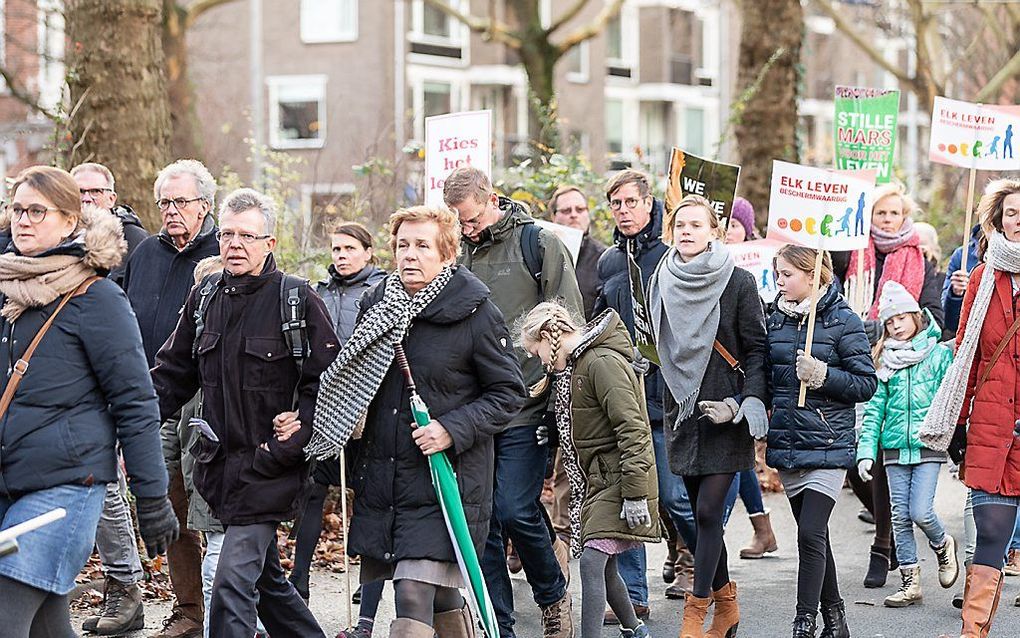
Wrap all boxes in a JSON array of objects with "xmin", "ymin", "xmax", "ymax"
[
  {"xmin": 810, "ymin": 0, "xmax": 914, "ymax": 88},
  {"xmin": 975, "ymin": 47, "xmax": 1020, "ymax": 103},
  {"xmin": 547, "ymin": 0, "xmax": 589, "ymax": 35},
  {"xmin": 0, "ymin": 66, "xmax": 59, "ymax": 121},
  {"xmin": 423, "ymin": 0, "xmax": 522, "ymax": 48},
  {"xmin": 556, "ymin": 0, "xmax": 624, "ymax": 53},
  {"xmin": 183, "ymin": 0, "xmax": 240, "ymax": 28}
]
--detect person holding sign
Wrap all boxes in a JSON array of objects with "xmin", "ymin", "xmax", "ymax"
[
  {"xmin": 919, "ymin": 179, "xmax": 1020, "ymax": 638},
  {"xmin": 765, "ymin": 245, "xmax": 876, "ymax": 638},
  {"xmin": 648, "ymin": 194, "xmax": 769, "ymax": 638}
]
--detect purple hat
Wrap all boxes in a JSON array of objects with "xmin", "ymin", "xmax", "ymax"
[{"xmin": 730, "ymin": 197, "xmax": 756, "ymax": 239}]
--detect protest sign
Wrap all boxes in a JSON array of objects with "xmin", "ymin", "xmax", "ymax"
[
  {"xmin": 833, "ymin": 86, "xmax": 899, "ymax": 184},
  {"xmin": 665, "ymin": 148, "xmax": 740, "ymax": 223},
  {"xmin": 729, "ymin": 239, "xmax": 782, "ymax": 303},
  {"xmin": 928, "ymin": 96, "xmax": 1020, "ymax": 171},
  {"xmin": 424, "ymin": 110, "xmax": 492, "ymax": 207},
  {"xmin": 766, "ymin": 160, "xmax": 877, "ymax": 252},
  {"xmin": 534, "ymin": 220, "xmax": 583, "ymax": 265},
  {"xmin": 626, "ymin": 245, "xmax": 659, "ymax": 366}
]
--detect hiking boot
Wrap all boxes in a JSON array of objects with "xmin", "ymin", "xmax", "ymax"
[
  {"xmin": 817, "ymin": 600, "xmax": 850, "ymax": 638},
  {"xmin": 541, "ymin": 593, "xmax": 574, "ymax": 638},
  {"xmin": 884, "ymin": 566, "xmax": 922, "ymax": 607},
  {"xmin": 82, "ymin": 578, "xmax": 144, "ymax": 635},
  {"xmin": 680, "ymin": 592, "xmax": 711, "ymax": 638},
  {"xmin": 149, "ymin": 608, "xmax": 203, "ymax": 638},
  {"xmin": 739, "ymin": 510, "xmax": 778, "ymax": 559},
  {"xmin": 620, "ymin": 621, "xmax": 649, "ymax": 638},
  {"xmin": 1004, "ymin": 549, "xmax": 1020, "ymax": 576},
  {"xmin": 705, "ymin": 581, "xmax": 739, "ymax": 638},
  {"xmin": 863, "ymin": 544, "xmax": 891, "ymax": 588},
  {"xmin": 604, "ymin": 602, "xmax": 649, "ymax": 625},
  {"xmin": 933, "ymin": 535, "xmax": 960, "ymax": 588},
  {"xmin": 791, "ymin": 613, "xmax": 817, "ymax": 638}
]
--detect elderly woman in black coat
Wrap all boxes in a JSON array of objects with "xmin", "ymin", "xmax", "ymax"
[
  {"xmin": 308, "ymin": 205, "xmax": 525, "ymax": 638},
  {"xmin": 648, "ymin": 194, "xmax": 769, "ymax": 638}
]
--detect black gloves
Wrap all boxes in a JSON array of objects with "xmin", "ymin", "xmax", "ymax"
[
  {"xmin": 135, "ymin": 495, "xmax": 180, "ymax": 559},
  {"xmin": 948, "ymin": 423, "xmax": 967, "ymax": 466},
  {"xmin": 536, "ymin": 411, "xmax": 559, "ymax": 448}
]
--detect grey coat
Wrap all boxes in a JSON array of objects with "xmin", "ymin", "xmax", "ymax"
[
  {"xmin": 161, "ymin": 392, "xmax": 222, "ymax": 533},
  {"xmin": 662, "ymin": 268, "xmax": 768, "ymax": 476},
  {"xmin": 315, "ymin": 265, "xmax": 386, "ymax": 344}
]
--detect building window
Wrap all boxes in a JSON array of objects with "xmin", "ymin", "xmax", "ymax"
[
  {"xmin": 565, "ymin": 41, "xmax": 589, "ymax": 83},
  {"xmin": 606, "ymin": 99, "xmax": 623, "ymax": 154},
  {"xmin": 268, "ymin": 75, "xmax": 327, "ymax": 149},
  {"xmin": 423, "ymin": 3, "xmax": 452, "ymax": 38},
  {"xmin": 300, "ymin": 0, "xmax": 358, "ymax": 43},
  {"xmin": 605, "ymin": 9, "xmax": 634, "ymax": 78},
  {"xmin": 606, "ymin": 15, "xmax": 623, "ymax": 62},
  {"xmin": 411, "ymin": 1, "xmax": 463, "ymax": 59},
  {"xmin": 685, "ymin": 107, "xmax": 705, "ymax": 155},
  {"xmin": 423, "ymin": 81, "xmax": 452, "ymax": 118}
]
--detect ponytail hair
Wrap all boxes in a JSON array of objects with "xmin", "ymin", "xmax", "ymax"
[{"xmin": 518, "ymin": 302, "xmax": 583, "ymax": 397}]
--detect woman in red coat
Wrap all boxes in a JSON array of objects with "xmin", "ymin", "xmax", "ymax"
[{"xmin": 922, "ymin": 177, "xmax": 1020, "ymax": 637}]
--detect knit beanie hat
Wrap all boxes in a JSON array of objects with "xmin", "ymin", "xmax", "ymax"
[
  {"xmin": 878, "ymin": 280, "xmax": 921, "ymax": 324},
  {"xmin": 730, "ymin": 197, "xmax": 756, "ymax": 240}
]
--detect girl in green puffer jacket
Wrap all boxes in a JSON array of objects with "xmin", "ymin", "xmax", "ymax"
[{"xmin": 856, "ymin": 281, "xmax": 959, "ymax": 609}]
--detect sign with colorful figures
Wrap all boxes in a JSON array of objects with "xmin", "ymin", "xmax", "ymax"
[
  {"xmin": 424, "ymin": 110, "xmax": 492, "ymax": 207},
  {"xmin": 928, "ymin": 97, "xmax": 1020, "ymax": 170},
  {"xmin": 766, "ymin": 160, "xmax": 877, "ymax": 251},
  {"xmin": 833, "ymin": 86, "xmax": 900, "ymax": 184},
  {"xmin": 665, "ymin": 148, "xmax": 741, "ymax": 223},
  {"xmin": 729, "ymin": 239, "xmax": 782, "ymax": 303}
]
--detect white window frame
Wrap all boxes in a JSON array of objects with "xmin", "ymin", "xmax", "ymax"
[
  {"xmin": 267, "ymin": 75, "xmax": 328, "ymax": 150},
  {"xmin": 300, "ymin": 0, "xmax": 358, "ymax": 44},
  {"xmin": 410, "ymin": 0, "xmax": 465, "ymax": 47},
  {"xmin": 565, "ymin": 40, "xmax": 590, "ymax": 84},
  {"xmin": 37, "ymin": 0, "xmax": 64, "ymax": 113},
  {"xmin": 606, "ymin": 2, "xmax": 638, "ymax": 72},
  {"xmin": 408, "ymin": 72, "xmax": 467, "ymax": 141}
]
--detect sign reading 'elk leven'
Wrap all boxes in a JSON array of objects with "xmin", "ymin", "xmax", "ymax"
[
  {"xmin": 833, "ymin": 86, "xmax": 900, "ymax": 184},
  {"xmin": 928, "ymin": 97, "xmax": 1020, "ymax": 171},
  {"xmin": 424, "ymin": 110, "xmax": 492, "ymax": 207},
  {"xmin": 766, "ymin": 160, "xmax": 877, "ymax": 252}
]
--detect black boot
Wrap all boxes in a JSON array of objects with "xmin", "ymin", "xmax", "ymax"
[
  {"xmin": 818, "ymin": 600, "xmax": 850, "ymax": 638},
  {"xmin": 864, "ymin": 544, "xmax": 890, "ymax": 588},
  {"xmin": 888, "ymin": 538, "xmax": 898, "ymax": 571},
  {"xmin": 792, "ymin": 613, "xmax": 817, "ymax": 638}
]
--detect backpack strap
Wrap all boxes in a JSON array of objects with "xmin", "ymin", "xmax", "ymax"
[
  {"xmin": 977, "ymin": 312, "xmax": 1020, "ymax": 389},
  {"xmin": 192, "ymin": 273, "xmax": 223, "ymax": 359},
  {"xmin": 520, "ymin": 222, "xmax": 543, "ymax": 286},
  {"xmin": 280, "ymin": 274, "xmax": 309, "ymax": 366}
]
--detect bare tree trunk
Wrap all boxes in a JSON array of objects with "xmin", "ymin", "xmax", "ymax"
[
  {"xmin": 506, "ymin": 1, "xmax": 562, "ymax": 156},
  {"xmin": 163, "ymin": 0, "xmax": 202, "ymax": 159},
  {"xmin": 66, "ymin": 0, "xmax": 172, "ymax": 231},
  {"xmin": 734, "ymin": 0, "xmax": 803, "ymax": 228}
]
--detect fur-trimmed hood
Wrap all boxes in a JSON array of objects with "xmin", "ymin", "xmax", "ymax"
[{"xmin": 0, "ymin": 204, "xmax": 127, "ymax": 272}]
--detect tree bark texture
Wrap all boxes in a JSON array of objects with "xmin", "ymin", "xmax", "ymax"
[{"xmin": 66, "ymin": 0, "xmax": 172, "ymax": 231}]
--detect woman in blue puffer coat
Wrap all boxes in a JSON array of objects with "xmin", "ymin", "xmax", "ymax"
[{"xmin": 766, "ymin": 245, "xmax": 877, "ymax": 638}]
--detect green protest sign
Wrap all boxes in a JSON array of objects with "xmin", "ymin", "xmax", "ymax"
[{"xmin": 833, "ymin": 86, "xmax": 900, "ymax": 184}]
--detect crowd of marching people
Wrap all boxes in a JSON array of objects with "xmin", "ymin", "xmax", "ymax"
[{"xmin": 0, "ymin": 157, "xmax": 1018, "ymax": 638}]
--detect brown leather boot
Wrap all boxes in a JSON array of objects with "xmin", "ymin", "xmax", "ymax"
[
  {"xmin": 960, "ymin": 564, "xmax": 1004, "ymax": 638},
  {"xmin": 739, "ymin": 511, "xmax": 778, "ymax": 559},
  {"xmin": 705, "ymin": 582, "xmax": 739, "ymax": 638},
  {"xmin": 680, "ymin": 592, "xmax": 712, "ymax": 638},
  {"xmin": 434, "ymin": 604, "xmax": 477, "ymax": 638},
  {"xmin": 389, "ymin": 618, "xmax": 435, "ymax": 637}
]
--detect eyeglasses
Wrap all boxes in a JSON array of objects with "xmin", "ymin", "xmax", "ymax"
[
  {"xmin": 156, "ymin": 196, "xmax": 204, "ymax": 212},
  {"xmin": 609, "ymin": 197, "xmax": 645, "ymax": 211},
  {"xmin": 80, "ymin": 188, "xmax": 113, "ymax": 199},
  {"xmin": 6, "ymin": 204, "xmax": 59, "ymax": 223},
  {"xmin": 216, "ymin": 230, "xmax": 271, "ymax": 245},
  {"xmin": 556, "ymin": 205, "xmax": 589, "ymax": 215}
]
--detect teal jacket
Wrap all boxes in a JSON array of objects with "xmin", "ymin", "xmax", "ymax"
[{"xmin": 857, "ymin": 312, "xmax": 953, "ymax": 466}]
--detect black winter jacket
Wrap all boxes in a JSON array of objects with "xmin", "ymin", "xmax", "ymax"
[
  {"xmin": 122, "ymin": 216, "xmax": 219, "ymax": 366},
  {"xmin": 108, "ymin": 204, "xmax": 149, "ymax": 286},
  {"xmin": 0, "ymin": 243, "xmax": 166, "ymax": 499},
  {"xmin": 662, "ymin": 267, "xmax": 768, "ymax": 476},
  {"xmin": 765, "ymin": 284, "xmax": 878, "ymax": 470},
  {"xmin": 348, "ymin": 266, "xmax": 524, "ymax": 564},
  {"xmin": 315, "ymin": 264, "xmax": 386, "ymax": 344},
  {"xmin": 594, "ymin": 200, "xmax": 669, "ymax": 422},
  {"xmin": 151, "ymin": 254, "xmax": 339, "ymax": 525},
  {"xmin": 576, "ymin": 234, "xmax": 608, "ymax": 320}
]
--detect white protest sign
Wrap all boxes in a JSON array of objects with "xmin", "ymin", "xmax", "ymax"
[
  {"xmin": 534, "ymin": 220, "xmax": 583, "ymax": 265},
  {"xmin": 729, "ymin": 239, "xmax": 782, "ymax": 303},
  {"xmin": 766, "ymin": 160, "xmax": 877, "ymax": 251},
  {"xmin": 424, "ymin": 110, "xmax": 492, "ymax": 207},
  {"xmin": 928, "ymin": 97, "xmax": 1020, "ymax": 171}
]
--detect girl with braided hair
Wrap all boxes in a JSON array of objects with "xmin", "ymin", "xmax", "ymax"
[{"xmin": 520, "ymin": 302, "xmax": 659, "ymax": 638}]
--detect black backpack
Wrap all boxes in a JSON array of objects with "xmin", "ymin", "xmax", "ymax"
[
  {"xmin": 520, "ymin": 221, "xmax": 543, "ymax": 285},
  {"xmin": 191, "ymin": 273, "xmax": 309, "ymax": 375}
]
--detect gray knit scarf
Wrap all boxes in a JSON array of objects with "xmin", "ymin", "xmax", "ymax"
[
  {"xmin": 306, "ymin": 266, "xmax": 455, "ymax": 460},
  {"xmin": 648, "ymin": 242, "xmax": 734, "ymax": 425},
  {"xmin": 877, "ymin": 334, "xmax": 937, "ymax": 382},
  {"xmin": 921, "ymin": 232, "xmax": 1020, "ymax": 450}
]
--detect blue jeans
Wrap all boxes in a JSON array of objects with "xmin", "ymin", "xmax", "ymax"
[
  {"xmin": 0, "ymin": 483, "xmax": 105, "ymax": 594},
  {"xmin": 886, "ymin": 462, "xmax": 947, "ymax": 567},
  {"xmin": 616, "ymin": 425, "xmax": 738, "ymax": 605},
  {"xmin": 1011, "ymin": 507, "xmax": 1020, "ymax": 551},
  {"xmin": 482, "ymin": 424, "xmax": 566, "ymax": 637},
  {"xmin": 737, "ymin": 468, "xmax": 765, "ymax": 515}
]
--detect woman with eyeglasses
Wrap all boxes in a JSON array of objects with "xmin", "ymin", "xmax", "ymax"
[{"xmin": 0, "ymin": 166, "xmax": 177, "ymax": 636}]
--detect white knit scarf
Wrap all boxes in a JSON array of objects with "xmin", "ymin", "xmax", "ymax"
[{"xmin": 920, "ymin": 233, "xmax": 1020, "ymax": 450}]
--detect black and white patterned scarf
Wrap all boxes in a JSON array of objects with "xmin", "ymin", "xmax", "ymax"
[{"xmin": 306, "ymin": 266, "xmax": 455, "ymax": 460}]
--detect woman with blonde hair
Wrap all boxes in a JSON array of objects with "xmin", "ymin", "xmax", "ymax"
[{"xmin": 519, "ymin": 301, "xmax": 658, "ymax": 638}]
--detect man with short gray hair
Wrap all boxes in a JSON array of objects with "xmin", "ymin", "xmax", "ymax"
[{"xmin": 151, "ymin": 187, "xmax": 338, "ymax": 637}]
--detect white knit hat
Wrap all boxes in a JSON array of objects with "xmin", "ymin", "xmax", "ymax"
[{"xmin": 878, "ymin": 281, "xmax": 921, "ymax": 324}]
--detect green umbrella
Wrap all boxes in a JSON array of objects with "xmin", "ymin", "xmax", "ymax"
[{"xmin": 394, "ymin": 344, "xmax": 498, "ymax": 637}]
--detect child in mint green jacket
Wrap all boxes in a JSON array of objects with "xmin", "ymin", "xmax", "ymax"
[{"xmin": 856, "ymin": 281, "xmax": 958, "ymax": 609}]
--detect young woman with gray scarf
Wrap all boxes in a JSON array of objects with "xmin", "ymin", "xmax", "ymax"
[{"xmin": 648, "ymin": 194, "xmax": 769, "ymax": 638}]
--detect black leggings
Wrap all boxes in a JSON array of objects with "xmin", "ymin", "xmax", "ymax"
[
  {"xmin": 683, "ymin": 473, "xmax": 734, "ymax": 598},
  {"xmin": 789, "ymin": 489, "xmax": 842, "ymax": 617},
  {"xmin": 289, "ymin": 482, "xmax": 329, "ymax": 597},
  {"xmin": 393, "ymin": 579, "xmax": 464, "ymax": 626},
  {"xmin": 972, "ymin": 502, "xmax": 1020, "ymax": 569},
  {"xmin": 847, "ymin": 455, "xmax": 893, "ymax": 549},
  {"xmin": 0, "ymin": 575, "xmax": 76, "ymax": 638}
]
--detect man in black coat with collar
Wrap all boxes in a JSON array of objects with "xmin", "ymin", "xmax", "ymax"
[{"xmin": 152, "ymin": 188, "xmax": 338, "ymax": 638}]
